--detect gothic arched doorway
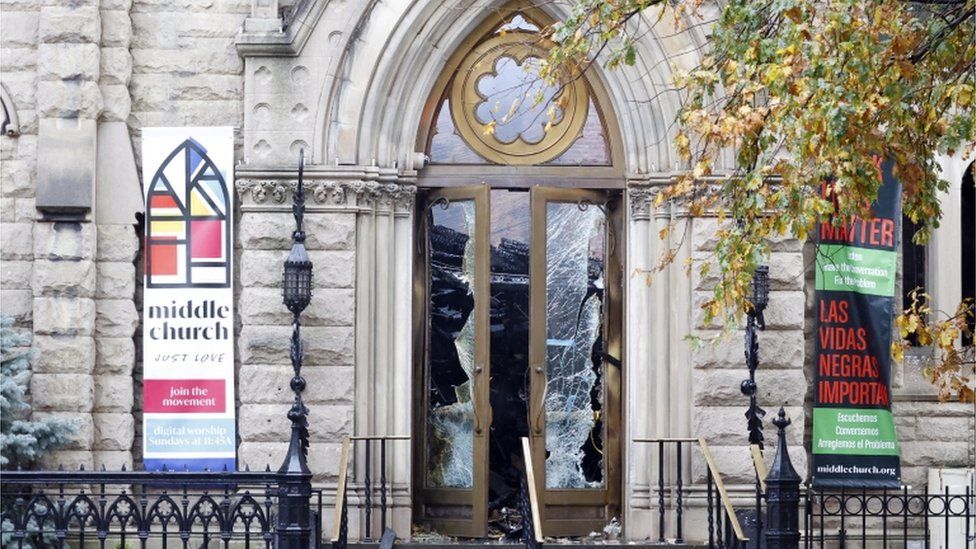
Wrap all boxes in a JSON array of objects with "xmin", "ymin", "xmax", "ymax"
[{"xmin": 411, "ymin": 6, "xmax": 625, "ymax": 537}]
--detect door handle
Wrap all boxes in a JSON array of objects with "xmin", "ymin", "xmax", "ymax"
[
  {"xmin": 531, "ymin": 363, "xmax": 546, "ymax": 435},
  {"xmin": 473, "ymin": 364, "xmax": 484, "ymax": 434}
]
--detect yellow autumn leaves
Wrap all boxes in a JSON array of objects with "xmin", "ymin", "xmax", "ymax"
[{"xmin": 893, "ymin": 290, "xmax": 975, "ymax": 402}]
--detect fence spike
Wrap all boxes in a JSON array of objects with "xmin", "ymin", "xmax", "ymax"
[
  {"xmin": 265, "ymin": 464, "xmax": 271, "ymax": 472},
  {"xmin": 162, "ymin": 463, "xmax": 168, "ymax": 471},
  {"xmin": 101, "ymin": 464, "xmax": 107, "ymax": 471},
  {"xmin": 58, "ymin": 463, "xmax": 65, "ymax": 471},
  {"xmin": 183, "ymin": 464, "xmax": 189, "ymax": 472},
  {"xmin": 245, "ymin": 463, "xmax": 251, "ymax": 472},
  {"xmin": 79, "ymin": 464, "xmax": 85, "ymax": 471},
  {"xmin": 121, "ymin": 463, "xmax": 127, "ymax": 471},
  {"xmin": 222, "ymin": 463, "xmax": 228, "ymax": 472}
]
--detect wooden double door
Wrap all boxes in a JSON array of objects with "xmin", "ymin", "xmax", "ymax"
[{"xmin": 412, "ymin": 185, "xmax": 622, "ymax": 537}]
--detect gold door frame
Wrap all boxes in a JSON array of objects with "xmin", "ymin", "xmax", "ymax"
[
  {"xmin": 411, "ymin": 185, "xmax": 492, "ymax": 537},
  {"xmin": 528, "ymin": 186, "xmax": 623, "ymax": 536}
]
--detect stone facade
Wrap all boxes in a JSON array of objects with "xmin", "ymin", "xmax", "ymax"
[{"xmin": 1, "ymin": 0, "xmax": 973, "ymax": 542}]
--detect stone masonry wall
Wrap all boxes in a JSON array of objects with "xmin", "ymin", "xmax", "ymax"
[
  {"xmin": 1, "ymin": 0, "xmax": 40, "ymax": 342},
  {"xmin": 236, "ymin": 209, "xmax": 357, "ymax": 479},
  {"xmin": 1, "ymin": 0, "xmax": 156, "ymax": 469},
  {"xmin": 127, "ymin": 0, "xmax": 248, "ymax": 153},
  {"xmin": 690, "ymin": 217, "xmax": 808, "ymax": 484}
]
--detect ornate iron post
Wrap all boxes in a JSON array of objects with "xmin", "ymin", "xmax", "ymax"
[
  {"xmin": 742, "ymin": 264, "xmax": 769, "ymax": 449},
  {"xmin": 765, "ymin": 408, "xmax": 801, "ymax": 549},
  {"xmin": 278, "ymin": 150, "xmax": 314, "ymax": 549},
  {"xmin": 741, "ymin": 264, "xmax": 769, "ymax": 547}
]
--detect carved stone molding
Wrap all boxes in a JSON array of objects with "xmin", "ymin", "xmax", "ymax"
[
  {"xmin": 627, "ymin": 186, "xmax": 667, "ymax": 221},
  {"xmin": 236, "ymin": 179, "xmax": 292, "ymax": 205},
  {"xmin": 236, "ymin": 178, "xmax": 416, "ymax": 214}
]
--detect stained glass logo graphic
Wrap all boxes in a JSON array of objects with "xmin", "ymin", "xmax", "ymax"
[{"xmin": 146, "ymin": 139, "xmax": 230, "ymax": 288}]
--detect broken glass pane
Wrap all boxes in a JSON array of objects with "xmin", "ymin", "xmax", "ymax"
[
  {"xmin": 426, "ymin": 199, "xmax": 477, "ymax": 488},
  {"xmin": 544, "ymin": 201, "xmax": 606, "ymax": 489},
  {"xmin": 495, "ymin": 13, "xmax": 540, "ymax": 34}
]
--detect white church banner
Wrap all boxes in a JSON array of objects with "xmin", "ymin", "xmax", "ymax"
[{"xmin": 141, "ymin": 127, "xmax": 236, "ymax": 472}]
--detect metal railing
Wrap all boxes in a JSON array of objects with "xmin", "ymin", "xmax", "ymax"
[
  {"xmin": 804, "ymin": 485, "xmax": 976, "ymax": 548},
  {"xmin": 633, "ymin": 437, "xmax": 748, "ymax": 548},
  {"xmin": 331, "ymin": 435, "xmax": 409, "ymax": 549},
  {"xmin": 0, "ymin": 467, "xmax": 324, "ymax": 549},
  {"xmin": 519, "ymin": 437, "xmax": 543, "ymax": 549}
]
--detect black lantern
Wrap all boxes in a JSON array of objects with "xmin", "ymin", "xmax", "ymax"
[
  {"xmin": 748, "ymin": 264, "xmax": 770, "ymax": 319},
  {"xmin": 282, "ymin": 150, "xmax": 313, "ymax": 314},
  {"xmin": 283, "ymin": 244, "xmax": 312, "ymax": 313}
]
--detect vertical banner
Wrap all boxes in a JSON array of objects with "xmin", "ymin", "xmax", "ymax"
[
  {"xmin": 812, "ymin": 159, "xmax": 902, "ymax": 488},
  {"xmin": 141, "ymin": 127, "xmax": 236, "ymax": 472}
]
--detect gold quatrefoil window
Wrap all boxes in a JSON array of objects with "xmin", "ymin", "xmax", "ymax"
[{"xmin": 449, "ymin": 33, "xmax": 589, "ymax": 165}]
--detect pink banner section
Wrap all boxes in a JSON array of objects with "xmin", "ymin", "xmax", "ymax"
[{"xmin": 144, "ymin": 379, "xmax": 226, "ymax": 413}]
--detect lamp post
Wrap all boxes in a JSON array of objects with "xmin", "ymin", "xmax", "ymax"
[
  {"xmin": 741, "ymin": 264, "xmax": 769, "ymax": 548},
  {"xmin": 741, "ymin": 264, "xmax": 769, "ymax": 449},
  {"xmin": 277, "ymin": 149, "xmax": 313, "ymax": 549}
]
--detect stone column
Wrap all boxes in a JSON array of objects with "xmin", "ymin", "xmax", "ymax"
[
  {"xmin": 90, "ymin": 0, "xmax": 140, "ymax": 470},
  {"xmin": 624, "ymin": 185, "xmax": 657, "ymax": 541},
  {"xmin": 93, "ymin": 225, "xmax": 139, "ymax": 468}
]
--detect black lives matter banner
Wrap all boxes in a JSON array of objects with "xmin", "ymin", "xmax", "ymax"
[{"xmin": 812, "ymin": 160, "xmax": 902, "ymax": 488}]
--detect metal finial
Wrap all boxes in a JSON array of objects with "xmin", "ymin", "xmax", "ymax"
[{"xmin": 773, "ymin": 406, "xmax": 791, "ymax": 430}]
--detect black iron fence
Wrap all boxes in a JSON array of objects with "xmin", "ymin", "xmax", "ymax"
[
  {"xmin": 331, "ymin": 435, "xmax": 410, "ymax": 548},
  {"xmin": 804, "ymin": 485, "xmax": 976, "ymax": 548},
  {"xmin": 0, "ymin": 468, "xmax": 323, "ymax": 549},
  {"xmin": 741, "ymin": 411, "xmax": 975, "ymax": 549},
  {"xmin": 632, "ymin": 437, "xmax": 749, "ymax": 548}
]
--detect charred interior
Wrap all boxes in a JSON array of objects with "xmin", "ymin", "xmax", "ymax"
[{"xmin": 423, "ymin": 190, "xmax": 608, "ymax": 530}]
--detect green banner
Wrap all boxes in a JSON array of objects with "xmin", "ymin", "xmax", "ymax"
[
  {"xmin": 815, "ymin": 244, "xmax": 897, "ymax": 297},
  {"xmin": 812, "ymin": 408, "xmax": 899, "ymax": 456}
]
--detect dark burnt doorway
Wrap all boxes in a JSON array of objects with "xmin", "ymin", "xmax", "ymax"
[{"xmin": 413, "ymin": 185, "xmax": 621, "ymax": 538}]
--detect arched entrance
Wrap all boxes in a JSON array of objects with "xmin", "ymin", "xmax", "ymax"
[{"xmin": 410, "ymin": 7, "xmax": 625, "ymax": 537}]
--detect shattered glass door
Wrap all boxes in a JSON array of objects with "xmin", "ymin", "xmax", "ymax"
[
  {"xmin": 527, "ymin": 187, "xmax": 620, "ymax": 536},
  {"xmin": 418, "ymin": 186, "xmax": 619, "ymax": 537},
  {"xmin": 541, "ymin": 200, "xmax": 606, "ymax": 489},
  {"xmin": 419, "ymin": 185, "xmax": 489, "ymax": 536}
]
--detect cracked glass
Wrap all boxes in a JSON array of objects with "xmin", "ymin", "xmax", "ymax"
[
  {"xmin": 543, "ymin": 201, "xmax": 607, "ymax": 489},
  {"xmin": 426, "ymin": 199, "xmax": 477, "ymax": 488}
]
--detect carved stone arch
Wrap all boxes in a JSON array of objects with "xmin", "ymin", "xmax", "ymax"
[{"xmin": 310, "ymin": 0, "xmax": 711, "ymax": 174}]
